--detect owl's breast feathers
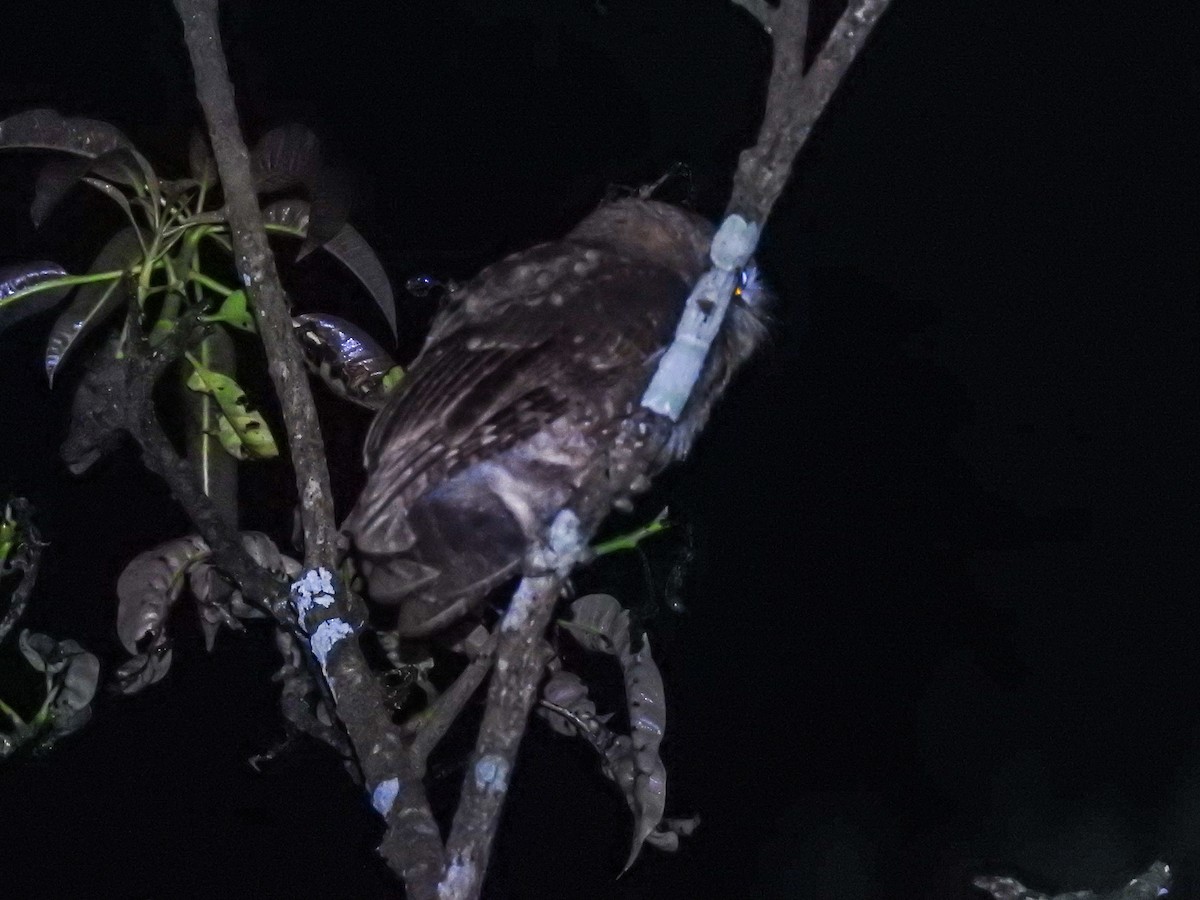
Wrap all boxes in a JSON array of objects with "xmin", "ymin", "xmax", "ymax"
[{"xmin": 342, "ymin": 199, "xmax": 755, "ymax": 636}]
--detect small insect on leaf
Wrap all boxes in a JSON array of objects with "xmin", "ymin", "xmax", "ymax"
[{"xmin": 185, "ymin": 357, "xmax": 278, "ymax": 460}]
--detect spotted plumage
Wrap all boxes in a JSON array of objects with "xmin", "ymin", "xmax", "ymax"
[{"xmin": 341, "ymin": 198, "xmax": 769, "ymax": 636}]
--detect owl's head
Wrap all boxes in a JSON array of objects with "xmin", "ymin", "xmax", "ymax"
[{"xmin": 570, "ymin": 198, "xmax": 774, "ymax": 462}]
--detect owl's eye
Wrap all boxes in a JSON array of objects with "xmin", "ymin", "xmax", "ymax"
[{"xmin": 733, "ymin": 265, "xmax": 767, "ymax": 307}]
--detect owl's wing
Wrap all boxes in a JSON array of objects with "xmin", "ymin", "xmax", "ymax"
[{"xmin": 344, "ymin": 242, "xmax": 686, "ymax": 565}]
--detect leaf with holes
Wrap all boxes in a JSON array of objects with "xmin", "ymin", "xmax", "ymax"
[{"xmin": 185, "ymin": 359, "xmax": 278, "ymax": 460}]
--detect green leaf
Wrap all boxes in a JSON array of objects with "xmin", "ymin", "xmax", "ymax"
[
  {"xmin": 381, "ymin": 366, "xmax": 405, "ymax": 394},
  {"xmin": 201, "ymin": 289, "xmax": 255, "ymax": 333},
  {"xmin": 185, "ymin": 358, "xmax": 278, "ymax": 460}
]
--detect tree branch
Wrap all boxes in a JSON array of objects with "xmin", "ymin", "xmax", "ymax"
[
  {"xmin": 729, "ymin": 0, "xmax": 781, "ymax": 35},
  {"xmin": 407, "ymin": 631, "xmax": 498, "ymax": 769},
  {"xmin": 172, "ymin": 2, "xmax": 444, "ymax": 894},
  {"xmin": 442, "ymin": 574, "xmax": 562, "ymax": 900},
  {"xmin": 727, "ymin": 0, "xmax": 892, "ymax": 224},
  {"xmin": 173, "ymin": 0, "xmax": 336, "ymax": 571}
]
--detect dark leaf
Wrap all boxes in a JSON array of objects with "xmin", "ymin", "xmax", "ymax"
[
  {"xmin": 261, "ymin": 197, "xmax": 310, "ymax": 234},
  {"xmin": 30, "ymin": 147, "xmax": 150, "ymax": 226},
  {"xmin": 112, "ymin": 635, "xmax": 173, "ymax": 695},
  {"xmin": 48, "ymin": 704, "xmax": 93, "ymax": 740},
  {"xmin": 621, "ymin": 636, "xmax": 669, "ymax": 872},
  {"xmin": 161, "ymin": 178, "xmax": 201, "ymax": 202},
  {"xmin": 263, "ymin": 198, "xmax": 397, "ymax": 339},
  {"xmin": 45, "ymin": 227, "xmax": 142, "ymax": 384},
  {"xmin": 15, "ymin": 631, "xmax": 99, "ymax": 742},
  {"xmin": 30, "ymin": 155, "xmax": 91, "ymax": 227},
  {"xmin": 562, "ymin": 594, "xmax": 671, "ymax": 871},
  {"xmin": 564, "ymin": 593, "xmax": 630, "ymax": 656},
  {"xmin": 322, "ymin": 222, "xmax": 397, "ymax": 339},
  {"xmin": 0, "ymin": 110, "xmax": 158, "ymax": 204},
  {"xmin": 0, "ymin": 108, "xmax": 133, "ymax": 160},
  {"xmin": 297, "ymin": 166, "xmax": 352, "ymax": 260},
  {"xmin": 188, "ymin": 128, "xmax": 216, "ymax": 187},
  {"xmin": 239, "ymin": 530, "xmax": 301, "ymax": 578},
  {"xmin": 250, "ymin": 123, "xmax": 321, "ymax": 195},
  {"xmin": 17, "ymin": 629, "xmax": 61, "ymax": 673},
  {"xmin": 79, "ymin": 175, "xmax": 137, "ymax": 223},
  {"xmin": 197, "ymin": 589, "xmax": 243, "ymax": 652},
  {"xmin": 189, "ymin": 561, "xmax": 242, "ymax": 653},
  {"xmin": 60, "ymin": 333, "xmax": 126, "ymax": 475},
  {"xmin": 189, "ymin": 531, "xmax": 294, "ymax": 650},
  {"xmin": 0, "ymin": 261, "xmax": 70, "ymax": 336},
  {"xmin": 49, "ymin": 642, "xmax": 100, "ymax": 715},
  {"xmin": 293, "ymin": 312, "xmax": 400, "ymax": 410},
  {"xmin": 115, "ymin": 535, "xmax": 209, "ymax": 654}
]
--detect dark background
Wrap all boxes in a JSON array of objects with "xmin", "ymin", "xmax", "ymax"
[{"xmin": 0, "ymin": 1, "xmax": 1195, "ymax": 898}]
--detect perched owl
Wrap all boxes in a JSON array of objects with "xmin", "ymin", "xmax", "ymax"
[{"xmin": 341, "ymin": 198, "xmax": 769, "ymax": 636}]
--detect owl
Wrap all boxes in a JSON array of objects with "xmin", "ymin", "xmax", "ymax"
[{"xmin": 341, "ymin": 198, "xmax": 769, "ymax": 637}]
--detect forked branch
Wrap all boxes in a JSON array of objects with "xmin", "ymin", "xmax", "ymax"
[{"xmin": 729, "ymin": 0, "xmax": 893, "ymax": 224}]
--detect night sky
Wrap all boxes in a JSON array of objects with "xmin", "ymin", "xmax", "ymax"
[{"xmin": 0, "ymin": 1, "xmax": 1195, "ymax": 898}]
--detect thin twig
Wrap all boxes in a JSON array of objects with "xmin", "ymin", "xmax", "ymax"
[
  {"xmin": 408, "ymin": 631, "xmax": 499, "ymax": 769},
  {"xmin": 441, "ymin": 574, "xmax": 561, "ymax": 900}
]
